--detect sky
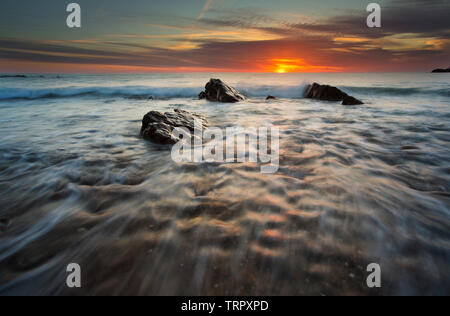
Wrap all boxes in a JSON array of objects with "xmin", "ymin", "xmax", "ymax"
[{"xmin": 0, "ymin": 0, "xmax": 449, "ymax": 73}]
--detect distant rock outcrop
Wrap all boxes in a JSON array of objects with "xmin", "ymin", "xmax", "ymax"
[
  {"xmin": 305, "ymin": 83, "xmax": 363, "ymax": 105},
  {"xmin": 140, "ymin": 109, "xmax": 208, "ymax": 144},
  {"xmin": 199, "ymin": 79, "xmax": 245, "ymax": 103},
  {"xmin": 431, "ymin": 67, "xmax": 450, "ymax": 73}
]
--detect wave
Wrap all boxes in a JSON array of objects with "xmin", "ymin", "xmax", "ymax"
[
  {"xmin": 0, "ymin": 86, "xmax": 203, "ymax": 101},
  {"xmin": 0, "ymin": 83, "xmax": 447, "ymax": 101},
  {"xmin": 0, "ymin": 85, "xmax": 310, "ymax": 101}
]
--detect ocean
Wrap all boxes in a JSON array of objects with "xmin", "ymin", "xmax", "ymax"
[{"xmin": 0, "ymin": 73, "xmax": 449, "ymax": 295}]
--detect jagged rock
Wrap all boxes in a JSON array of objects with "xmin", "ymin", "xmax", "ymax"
[
  {"xmin": 266, "ymin": 95, "xmax": 277, "ymax": 100},
  {"xmin": 199, "ymin": 78, "xmax": 245, "ymax": 103},
  {"xmin": 342, "ymin": 95, "xmax": 364, "ymax": 106},
  {"xmin": 140, "ymin": 109, "xmax": 208, "ymax": 144},
  {"xmin": 305, "ymin": 82, "xmax": 363, "ymax": 105},
  {"xmin": 305, "ymin": 83, "xmax": 347, "ymax": 101},
  {"xmin": 432, "ymin": 67, "xmax": 450, "ymax": 73}
]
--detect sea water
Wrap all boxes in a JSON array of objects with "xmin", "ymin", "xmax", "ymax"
[{"xmin": 0, "ymin": 73, "xmax": 449, "ymax": 295}]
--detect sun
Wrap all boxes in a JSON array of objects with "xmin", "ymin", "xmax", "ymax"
[{"xmin": 269, "ymin": 59, "xmax": 304, "ymax": 73}]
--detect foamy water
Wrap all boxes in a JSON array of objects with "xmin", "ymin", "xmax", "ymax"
[{"xmin": 0, "ymin": 73, "xmax": 449, "ymax": 295}]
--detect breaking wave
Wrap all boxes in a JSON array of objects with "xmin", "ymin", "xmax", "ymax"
[
  {"xmin": 342, "ymin": 86, "xmax": 450, "ymax": 97},
  {"xmin": 0, "ymin": 86, "xmax": 203, "ymax": 101},
  {"xmin": 0, "ymin": 84, "xmax": 448, "ymax": 101},
  {"xmin": 0, "ymin": 85, "xmax": 311, "ymax": 101}
]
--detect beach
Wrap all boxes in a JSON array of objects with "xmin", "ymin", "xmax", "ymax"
[{"xmin": 0, "ymin": 72, "xmax": 449, "ymax": 295}]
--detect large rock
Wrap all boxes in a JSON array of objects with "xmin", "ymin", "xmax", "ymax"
[
  {"xmin": 199, "ymin": 78, "xmax": 245, "ymax": 103},
  {"xmin": 140, "ymin": 109, "xmax": 208, "ymax": 144},
  {"xmin": 432, "ymin": 67, "xmax": 450, "ymax": 73},
  {"xmin": 305, "ymin": 82, "xmax": 363, "ymax": 105},
  {"xmin": 342, "ymin": 95, "xmax": 364, "ymax": 106}
]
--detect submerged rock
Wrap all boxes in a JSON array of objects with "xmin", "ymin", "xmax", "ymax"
[
  {"xmin": 199, "ymin": 78, "xmax": 245, "ymax": 103},
  {"xmin": 305, "ymin": 82, "xmax": 363, "ymax": 105},
  {"xmin": 140, "ymin": 109, "xmax": 208, "ymax": 144}
]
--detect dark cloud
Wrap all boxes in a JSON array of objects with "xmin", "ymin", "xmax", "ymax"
[{"xmin": 200, "ymin": 0, "xmax": 449, "ymax": 39}]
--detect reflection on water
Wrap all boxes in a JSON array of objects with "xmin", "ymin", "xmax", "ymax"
[{"xmin": 0, "ymin": 73, "xmax": 449, "ymax": 295}]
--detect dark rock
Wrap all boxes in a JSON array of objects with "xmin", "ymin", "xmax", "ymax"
[
  {"xmin": 266, "ymin": 95, "xmax": 277, "ymax": 100},
  {"xmin": 200, "ymin": 78, "xmax": 245, "ymax": 103},
  {"xmin": 305, "ymin": 82, "xmax": 364, "ymax": 105},
  {"xmin": 148, "ymin": 96, "xmax": 154, "ymax": 100},
  {"xmin": 342, "ymin": 95, "xmax": 364, "ymax": 106},
  {"xmin": 140, "ymin": 109, "xmax": 208, "ymax": 144},
  {"xmin": 305, "ymin": 83, "xmax": 347, "ymax": 101},
  {"xmin": 432, "ymin": 67, "xmax": 450, "ymax": 73}
]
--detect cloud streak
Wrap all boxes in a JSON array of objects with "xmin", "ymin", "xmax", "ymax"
[{"xmin": 197, "ymin": 0, "xmax": 213, "ymax": 20}]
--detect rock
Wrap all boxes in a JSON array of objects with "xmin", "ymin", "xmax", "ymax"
[
  {"xmin": 305, "ymin": 83, "xmax": 347, "ymax": 101},
  {"xmin": 342, "ymin": 95, "xmax": 364, "ymax": 106},
  {"xmin": 266, "ymin": 95, "xmax": 277, "ymax": 100},
  {"xmin": 198, "ymin": 91, "xmax": 207, "ymax": 100},
  {"xmin": 200, "ymin": 78, "xmax": 245, "ymax": 103},
  {"xmin": 432, "ymin": 67, "xmax": 450, "ymax": 73},
  {"xmin": 148, "ymin": 96, "xmax": 154, "ymax": 100},
  {"xmin": 305, "ymin": 82, "xmax": 364, "ymax": 105},
  {"xmin": 140, "ymin": 109, "xmax": 208, "ymax": 144}
]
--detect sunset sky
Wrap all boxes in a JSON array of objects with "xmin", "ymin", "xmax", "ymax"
[{"xmin": 0, "ymin": 0, "xmax": 449, "ymax": 73}]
